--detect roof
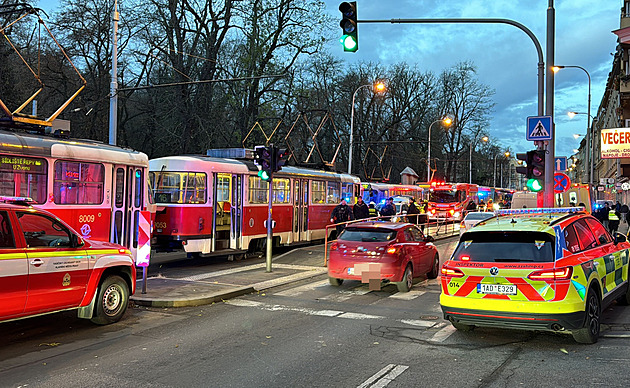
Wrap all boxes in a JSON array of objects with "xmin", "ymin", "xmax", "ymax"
[
  {"xmin": 346, "ymin": 221, "xmax": 410, "ymax": 230},
  {"xmin": 463, "ymin": 213, "xmax": 573, "ymax": 235}
]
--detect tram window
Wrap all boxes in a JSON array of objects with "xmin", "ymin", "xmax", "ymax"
[
  {"xmin": 248, "ymin": 176, "xmax": 268, "ymax": 204},
  {"xmin": 272, "ymin": 178, "xmax": 290, "ymax": 204},
  {"xmin": 326, "ymin": 182, "xmax": 340, "ymax": 204},
  {"xmin": 341, "ymin": 183, "xmax": 353, "ymax": 203},
  {"xmin": 0, "ymin": 155, "xmax": 48, "ymax": 204},
  {"xmin": 217, "ymin": 175, "xmax": 230, "ymax": 203},
  {"xmin": 133, "ymin": 210, "xmax": 139, "ymax": 248},
  {"xmin": 113, "ymin": 211, "xmax": 123, "ymax": 245},
  {"xmin": 53, "ymin": 161, "xmax": 104, "ymax": 205},
  {"xmin": 134, "ymin": 169, "xmax": 143, "ymax": 208},
  {"xmin": 115, "ymin": 168, "xmax": 125, "ymax": 207},
  {"xmin": 311, "ymin": 181, "xmax": 325, "ymax": 204}
]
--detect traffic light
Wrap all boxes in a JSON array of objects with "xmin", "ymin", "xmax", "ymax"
[
  {"xmin": 526, "ymin": 150, "xmax": 545, "ymax": 192},
  {"xmin": 339, "ymin": 2, "xmax": 358, "ymax": 52},
  {"xmin": 515, "ymin": 153, "xmax": 528, "ymax": 176},
  {"xmin": 273, "ymin": 147, "xmax": 288, "ymax": 172},
  {"xmin": 253, "ymin": 145, "xmax": 272, "ymax": 181}
]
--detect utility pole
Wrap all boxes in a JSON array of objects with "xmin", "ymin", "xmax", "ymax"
[
  {"xmin": 543, "ymin": 0, "xmax": 555, "ymax": 206},
  {"xmin": 108, "ymin": 0, "xmax": 119, "ymax": 146}
]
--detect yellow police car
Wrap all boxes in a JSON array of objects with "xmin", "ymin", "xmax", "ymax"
[{"xmin": 440, "ymin": 207, "xmax": 630, "ymax": 344}]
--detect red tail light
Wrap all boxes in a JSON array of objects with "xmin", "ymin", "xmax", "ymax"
[
  {"xmin": 528, "ymin": 266, "xmax": 573, "ymax": 280},
  {"xmin": 386, "ymin": 246, "xmax": 398, "ymax": 254},
  {"xmin": 449, "ymin": 209, "xmax": 455, "ymax": 215},
  {"xmin": 330, "ymin": 242, "xmax": 339, "ymax": 251},
  {"xmin": 441, "ymin": 265, "xmax": 465, "ymax": 278},
  {"xmin": 460, "ymin": 255, "xmax": 470, "ymax": 261}
]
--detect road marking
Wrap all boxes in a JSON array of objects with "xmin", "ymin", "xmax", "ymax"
[
  {"xmin": 320, "ymin": 288, "xmax": 371, "ymax": 302},
  {"xmin": 225, "ymin": 299, "xmax": 438, "ymax": 328},
  {"xmin": 428, "ymin": 323, "xmax": 457, "ymax": 342},
  {"xmin": 390, "ymin": 290, "xmax": 425, "ymax": 300},
  {"xmin": 275, "ymin": 279, "xmax": 330, "ymax": 297},
  {"xmin": 357, "ymin": 364, "xmax": 409, "ymax": 388}
]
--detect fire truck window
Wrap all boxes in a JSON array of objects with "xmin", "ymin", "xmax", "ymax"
[
  {"xmin": 0, "ymin": 211, "xmax": 15, "ymax": 248},
  {"xmin": 17, "ymin": 212, "xmax": 71, "ymax": 248},
  {"xmin": 53, "ymin": 161, "xmax": 104, "ymax": 205}
]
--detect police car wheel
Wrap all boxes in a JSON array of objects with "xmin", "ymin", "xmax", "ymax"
[
  {"xmin": 329, "ymin": 277, "xmax": 343, "ymax": 286},
  {"xmin": 427, "ymin": 254, "xmax": 439, "ymax": 279},
  {"xmin": 572, "ymin": 289, "xmax": 601, "ymax": 344},
  {"xmin": 397, "ymin": 264, "xmax": 413, "ymax": 292},
  {"xmin": 91, "ymin": 275, "xmax": 129, "ymax": 325}
]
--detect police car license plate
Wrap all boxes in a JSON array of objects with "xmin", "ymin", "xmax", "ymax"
[
  {"xmin": 347, "ymin": 267, "xmax": 354, "ymax": 275},
  {"xmin": 477, "ymin": 283, "xmax": 517, "ymax": 295}
]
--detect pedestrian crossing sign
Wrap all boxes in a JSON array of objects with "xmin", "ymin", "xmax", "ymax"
[{"xmin": 526, "ymin": 116, "xmax": 552, "ymax": 141}]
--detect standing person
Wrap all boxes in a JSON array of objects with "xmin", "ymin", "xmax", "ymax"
[
  {"xmin": 379, "ymin": 197, "xmax": 396, "ymax": 221},
  {"xmin": 602, "ymin": 202, "xmax": 610, "ymax": 232},
  {"xmin": 368, "ymin": 201, "xmax": 378, "ymax": 218},
  {"xmin": 609, "ymin": 206, "xmax": 620, "ymax": 235},
  {"xmin": 353, "ymin": 196, "xmax": 369, "ymax": 220},
  {"xmin": 406, "ymin": 198, "xmax": 420, "ymax": 224},
  {"xmin": 621, "ymin": 203, "xmax": 629, "ymax": 224},
  {"xmin": 330, "ymin": 199, "xmax": 353, "ymax": 237},
  {"xmin": 417, "ymin": 201, "xmax": 429, "ymax": 232}
]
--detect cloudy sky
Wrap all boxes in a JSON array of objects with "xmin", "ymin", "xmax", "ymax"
[{"xmin": 324, "ymin": 0, "xmax": 623, "ymax": 159}]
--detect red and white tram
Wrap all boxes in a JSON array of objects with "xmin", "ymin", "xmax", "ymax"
[
  {"xmin": 426, "ymin": 182, "xmax": 478, "ymax": 221},
  {"xmin": 0, "ymin": 129, "xmax": 154, "ymax": 263},
  {"xmin": 149, "ymin": 155, "xmax": 360, "ymax": 256}
]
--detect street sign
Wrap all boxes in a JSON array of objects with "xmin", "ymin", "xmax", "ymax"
[
  {"xmin": 608, "ymin": 178, "xmax": 616, "ymax": 184},
  {"xmin": 554, "ymin": 156, "xmax": 567, "ymax": 172},
  {"xmin": 526, "ymin": 116, "xmax": 552, "ymax": 141},
  {"xmin": 553, "ymin": 172, "xmax": 571, "ymax": 193}
]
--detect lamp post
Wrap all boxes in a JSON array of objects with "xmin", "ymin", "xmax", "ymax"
[
  {"xmin": 348, "ymin": 82, "xmax": 386, "ymax": 174},
  {"xmin": 568, "ymin": 111, "xmax": 595, "ymax": 184},
  {"xmin": 427, "ymin": 116, "xmax": 453, "ymax": 182},
  {"xmin": 497, "ymin": 151, "xmax": 510, "ymax": 188},
  {"xmin": 553, "ymin": 65, "xmax": 591, "ymax": 186}
]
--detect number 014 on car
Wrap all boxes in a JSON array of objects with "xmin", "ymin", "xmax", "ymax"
[{"xmin": 477, "ymin": 283, "xmax": 517, "ymax": 295}]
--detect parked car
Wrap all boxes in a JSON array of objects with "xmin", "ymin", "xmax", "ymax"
[
  {"xmin": 0, "ymin": 196, "xmax": 136, "ymax": 325},
  {"xmin": 459, "ymin": 211, "xmax": 494, "ymax": 235},
  {"xmin": 441, "ymin": 207, "xmax": 630, "ymax": 344},
  {"xmin": 328, "ymin": 222, "xmax": 439, "ymax": 292}
]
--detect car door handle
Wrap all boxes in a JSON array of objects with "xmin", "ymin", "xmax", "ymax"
[{"xmin": 30, "ymin": 258, "xmax": 44, "ymax": 267}]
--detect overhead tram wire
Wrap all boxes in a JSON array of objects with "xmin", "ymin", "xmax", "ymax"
[{"xmin": 117, "ymin": 74, "xmax": 288, "ymax": 92}]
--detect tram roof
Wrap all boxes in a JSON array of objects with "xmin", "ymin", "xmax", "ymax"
[
  {"xmin": 149, "ymin": 155, "xmax": 360, "ymax": 183},
  {"xmin": 0, "ymin": 129, "xmax": 148, "ymax": 167}
]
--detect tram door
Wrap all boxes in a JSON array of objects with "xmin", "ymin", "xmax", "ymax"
[
  {"xmin": 230, "ymin": 174, "xmax": 243, "ymax": 250},
  {"xmin": 111, "ymin": 166, "xmax": 144, "ymax": 257},
  {"xmin": 212, "ymin": 173, "xmax": 232, "ymax": 251},
  {"xmin": 293, "ymin": 179, "xmax": 309, "ymax": 241}
]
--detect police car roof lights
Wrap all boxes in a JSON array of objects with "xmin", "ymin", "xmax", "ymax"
[
  {"xmin": 494, "ymin": 207, "xmax": 585, "ymax": 216},
  {"xmin": 0, "ymin": 196, "xmax": 35, "ymax": 206}
]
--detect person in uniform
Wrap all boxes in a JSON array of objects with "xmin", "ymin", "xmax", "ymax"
[
  {"xmin": 406, "ymin": 198, "xmax": 420, "ymax": 224},
  {"xmin": 330, "ymin": 199, "xmax": 354, "ymax": 237},
  {"xmin": 353, "ymin": 196, "xmax": 369, "ymax": 220},
  {"xmin": 368, "ymin": 201, "xmax": 378, "ymax": 218},
  {"xmin": 379, "ymin": 197, "xmax": 396, "ymax": 221}
]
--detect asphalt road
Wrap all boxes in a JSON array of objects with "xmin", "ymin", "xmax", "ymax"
[{"xmin": 2, "ymin": 238, "xmax": 630, "ymax": 388}]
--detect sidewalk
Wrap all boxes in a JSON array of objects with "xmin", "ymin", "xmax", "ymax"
[{"xmin": 130, "ymin": 245, "xmax": 329, "ymax": 308}]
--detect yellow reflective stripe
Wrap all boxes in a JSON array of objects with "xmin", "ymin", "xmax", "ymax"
[
  {"xmin": 89, "ymin": 249, "xmax": 123, "ymax": 255},
  {"xmin": 26, "ymin": 251, "xmax": 87, "ymax": 258},
  {"xmin": 0, "ymin": 252, "xmax": 28, "ymax": 260}
]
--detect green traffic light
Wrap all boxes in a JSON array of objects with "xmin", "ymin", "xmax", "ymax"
[
  {"xmin": 341, "ymin": 35, "xmax": 357, "ymax": 51},
  {"xmin": 527, "ymin": 178, "xmax": 543, "ymax": 192},
  {"xmin": 258, "ymin": 169, "xmax": 270, "ymax": 181}
]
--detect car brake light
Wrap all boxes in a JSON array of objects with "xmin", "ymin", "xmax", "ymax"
[
  {"xmin": 431, "ymin": 209, "xmax": 436, "ymax": 214},
  {"xmin": 528, "ymin": 267, "xmax": 573, "ymax": 280},
  {"xmin": 441, "ymin": 265, "xmax": 465, "ymax": 278},
  {"xmin": 460, "ymin": 255, "xmax": 470, "ymax": 261},
  {"xmin": 449, "ymin": 209, "xmax": 455, "ymax": 215},
  {"xmin": 459, "ymin": 221, "xmax": 465, "ymax": 229},
  {"xmin": 330, "ymin": 242, "xmax": 339, "ymax": 251},
  {"xmin": 386, "ymin": 246, "xmax": 398, "ymax": 254}
]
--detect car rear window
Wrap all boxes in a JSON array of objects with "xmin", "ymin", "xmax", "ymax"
[
  {"xmin": 465, "ymin": 213, "xmax": 493, "ymax": 221},
  {"xmin": 453, "ymin": 231, "xmax": 555, "ymax": 263},
  {"xmin": 339, "ymin": 228, "xmax": 397, "ymax": 242}
]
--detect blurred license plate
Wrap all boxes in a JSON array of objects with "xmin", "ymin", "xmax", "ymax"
[
  {"xmin": 477, "ymin": 283, "xmax": 517, "ymax": 295},
  {"xmin": 347, "ymin": 268, "xmax": 354, "ymax": 275}
]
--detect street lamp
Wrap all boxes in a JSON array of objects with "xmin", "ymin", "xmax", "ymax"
[
  {"xmin": 499, "ymin": 151, "xmax": 510, "ymax": 188},
  {"xmin": 348, "ymin": 81, "xmax": 386, "ymax": 174},
  {"xmin": 427, "ymin": 116, "xmax": 453, "ymax": 182},
  {"xmin": 552, "ymin": 65, "xmax": 592, "ymax": 187}
]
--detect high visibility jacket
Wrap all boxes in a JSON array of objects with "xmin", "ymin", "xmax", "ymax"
[
  {"xmin": 609, "ymin": 210, "xmax": 619, "ymax": 221},
  {"xmin": 368, "ymin": 207, "xmax": 378, "ymax": 217}
]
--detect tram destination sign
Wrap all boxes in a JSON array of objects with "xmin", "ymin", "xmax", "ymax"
[
  {"xmin": 601, "ymin": 128, "xmax": 630, "ymax": 159},
  {"xmin": 0, "ymin": 156, "xmax": 46, "ymax": 173}
]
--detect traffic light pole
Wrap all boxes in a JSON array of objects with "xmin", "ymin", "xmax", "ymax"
[
  {"xmin": 266, "ymin": 173, "xmax": 273, "ymax": 272},
  {"xmin": 543, "ymin": 1, "xmax": 555, "ymax": 207}
]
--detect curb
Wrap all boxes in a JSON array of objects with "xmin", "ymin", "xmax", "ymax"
[{"xmin": 131, "ymin": 286, "xmax": 256, "ymax": 308}]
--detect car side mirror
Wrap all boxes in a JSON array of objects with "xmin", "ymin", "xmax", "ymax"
[
  {"xmin": 424, "ymin": 235, "xmax": 435, "ymax": 243},
  {"xmin": 615, "ymin": 233, "xmax": 627, "ymax": 244},
  {"xmin": 71, "ymin": 234, "xmax": 84, "ymax": 248}
]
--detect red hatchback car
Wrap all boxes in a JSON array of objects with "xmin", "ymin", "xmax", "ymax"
[{"xmin": 328, "ymin": 222, "xmax": 439, "ymax": 292}]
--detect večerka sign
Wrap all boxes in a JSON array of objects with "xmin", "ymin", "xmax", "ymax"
[{"xmin": 601, "ymin": 128, "xmax": 630, "ymax": 158}]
